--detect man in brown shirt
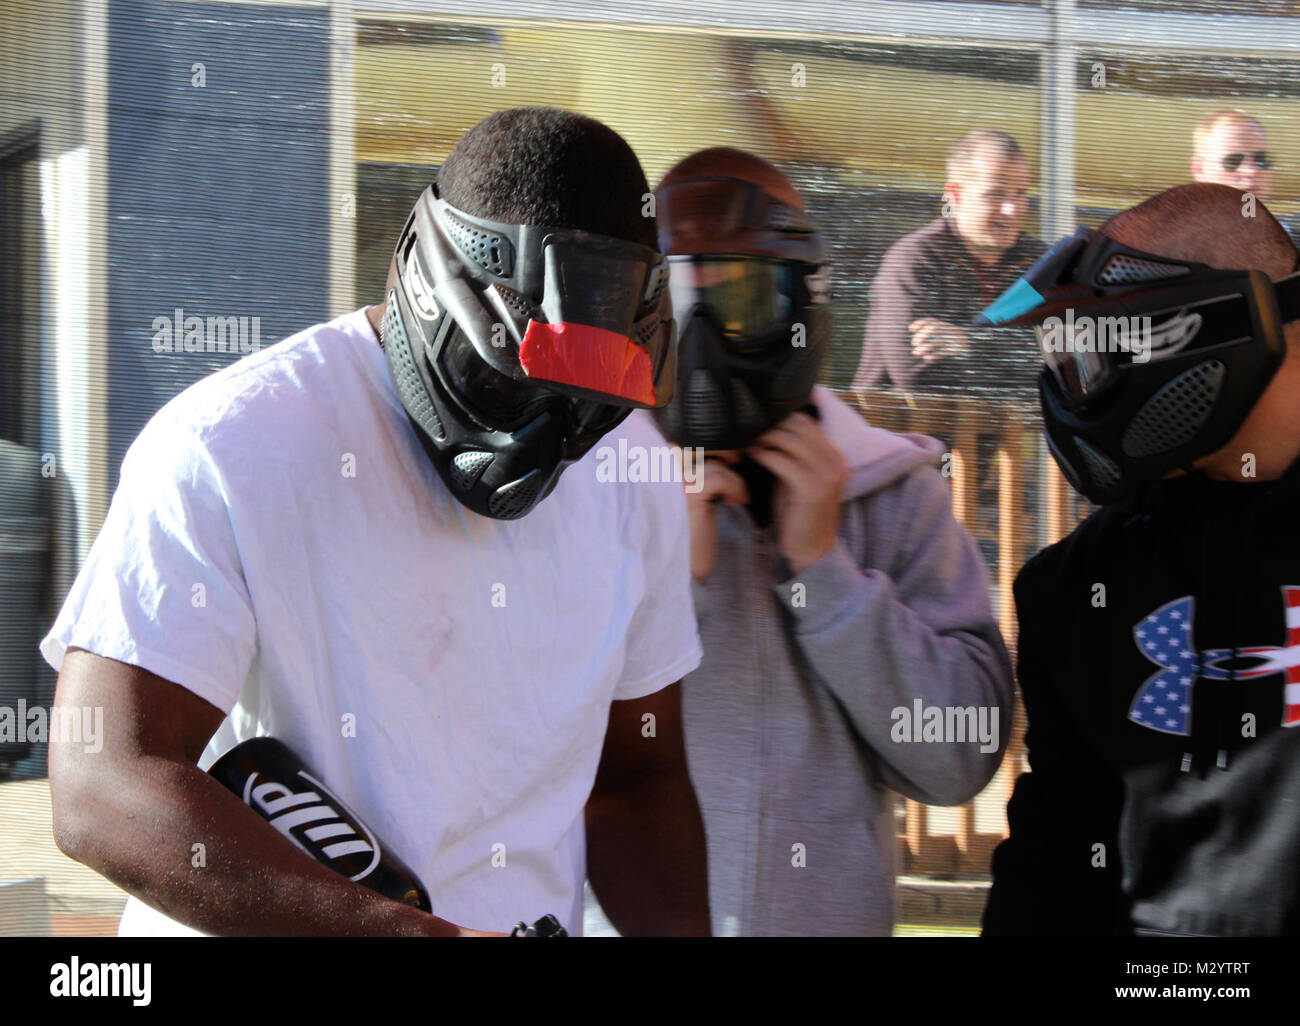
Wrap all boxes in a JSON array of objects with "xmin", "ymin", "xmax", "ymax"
[{"xmin": 853, "ymin": 129, "xmax": 1046, "ymax": 395}]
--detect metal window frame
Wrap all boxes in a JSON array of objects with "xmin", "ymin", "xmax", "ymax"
[
  {"xmin": 349, "ymin": 0, "xmax": 1300, "ymax": 52},
  {"xmin": 344, "ymin": 0, "xmax": 1300, "ymax": 247},
  {"xmin": 331, "ymin": 0, "xmax": 357, "ymax": 316}
]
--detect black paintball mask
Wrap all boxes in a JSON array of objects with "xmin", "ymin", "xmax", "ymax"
[
  {"xmin": 381, "ymin": 185, "xmax": 676, "ymax": 520},
  {"xmin": 651, "ymin": 176, "xmax": 830, "ymax": 451},
  {"xmin": 978, "ymin": 225, "xmax": 1300, "ymax": 505}
]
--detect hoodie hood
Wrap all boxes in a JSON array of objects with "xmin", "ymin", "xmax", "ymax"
[{"xmin": 811, "ymin": 386, "xmax": 945, "ymax": 500}]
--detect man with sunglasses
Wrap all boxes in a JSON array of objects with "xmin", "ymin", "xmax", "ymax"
[
  {"xmin": 1191, "ymin": 109, "xmax": 1275, "ymax": 201},
  {"xmin": 980, "ymin": 183, "xmax": 1300, "ymax": 935},
  {"xmin": 43, "ymin": 108, "xmax": 710, "ymax": 937},
  {"xmin": 583, "ymin": 147, "xmax": 1013, "ymax": 936}
]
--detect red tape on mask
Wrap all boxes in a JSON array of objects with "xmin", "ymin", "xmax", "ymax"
[{"xmin": 518, "ymin": 320, "xmax": 656, "ymax": 406}]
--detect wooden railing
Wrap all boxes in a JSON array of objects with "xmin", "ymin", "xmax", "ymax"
[{"xmin": 834, "ymin": 387, "xmax": 1089, "ymax": 878}]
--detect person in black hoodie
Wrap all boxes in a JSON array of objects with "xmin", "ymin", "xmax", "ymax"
[{"xmin": 980, "ymin": 183, "xmax": 1300, "ymax": 936}]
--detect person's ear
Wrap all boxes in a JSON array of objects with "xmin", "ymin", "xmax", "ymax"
[{"xmin": 943, "ymin": 180, "xmax": 960, "ymax": 215}]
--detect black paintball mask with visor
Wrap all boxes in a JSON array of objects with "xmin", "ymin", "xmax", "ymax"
[
  {"xmin": 651, "ymin": 176, "xmax": 831, "ymax": 451},
  {"xmin": 380, "ymin": 185, "xmax": 676, "ymax": 520},
  {"xmin": 978, "ymin": 226, "xmax": 1300, "ymax": 505}
]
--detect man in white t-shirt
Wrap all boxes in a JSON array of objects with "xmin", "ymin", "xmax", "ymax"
[{"xmin": 43, "ymin": 107, "xmax": 709, "ymax": 937}]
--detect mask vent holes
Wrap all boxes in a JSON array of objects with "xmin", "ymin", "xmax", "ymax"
[
  {"xmin": 684, "ymin": 370, "xmax": 728, "ymax": 446},
  {"xmin": 492, "ymin": 285, "xmax": 537, "ymax": 320},
  {"xmin": 1072, "ymin": 435, "xmax": 1123, "ymax": 494},
  {"xmin": 1097, "ymin": 254, "xmax": 1190, "ymax": 286},
  {"xmin": 442, "ymin": 211, "xmax": 512, "ymax": 277},
  {"xmin": 488, "ymin": 469, "xmax": 545, "ymax": 519},
  {"xmin": 1120, "ymin": 359, "xmax": 1225, "ymax": 458},
  {"xmin": 633, "ymin": 314, "xmax": 662, "ymax": 348},
  {"xmin": 450, "ymin": 450, "xmax": 494, "ymax": 491},
  {"xmin": 383, "ymin": 299, "xmax": 445, "ymax": 442}
]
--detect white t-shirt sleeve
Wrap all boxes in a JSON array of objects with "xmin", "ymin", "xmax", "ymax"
[
  {"xmin": 40, "ymin": 413, "xmax": 256, "ymax": 714},
  {"xmin": 612, "ymin": 481, "xmax": 703, "ymax": 702}
]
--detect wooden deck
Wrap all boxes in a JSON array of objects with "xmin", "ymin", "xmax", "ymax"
[{"xmin": 838, "ymin": 387, "xmax": 1089, "ymax": 883}]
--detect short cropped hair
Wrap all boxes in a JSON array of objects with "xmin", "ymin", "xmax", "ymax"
[
  {"xmin": 946, "ymin": 129, "xmax": 1028, "ymax": 182},
  {"xmin": 438, "ymin": 107, "xmax": 655, "ymax": 248},
  {"xmin": 1103, "ymin": 182, "xmax": 1298, "ymax": 281}
]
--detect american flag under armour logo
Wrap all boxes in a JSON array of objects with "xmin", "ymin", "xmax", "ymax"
[
  {"xmin": 1131, "ymin": 597, "xmax": 1199, "ymax": 735},
  {"xmin": 1129, "ymin": 588, "xmax": 1300, "ymax": 736}
]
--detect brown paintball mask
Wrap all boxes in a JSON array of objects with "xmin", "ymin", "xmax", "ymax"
[
  {"xmin": 651, "ymin": 175, "xmax": 831, "ymax": 451},
  {"xmin": 978, "ymin": 226, "xmax": 1300, "ymax": 504}
]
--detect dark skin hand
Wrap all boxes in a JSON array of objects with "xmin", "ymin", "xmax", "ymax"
[
  {"xmin": 49, "ymin": 648, "xmax": 502, "ymax": 936},
  {"xmin": 584, "ymin": 682, "xmax": 711, "ymax": 936}
]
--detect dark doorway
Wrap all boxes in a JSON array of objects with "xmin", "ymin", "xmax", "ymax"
[{"xmin": 0, "ymin": 125, "xmax": 41, "ymax": 448}]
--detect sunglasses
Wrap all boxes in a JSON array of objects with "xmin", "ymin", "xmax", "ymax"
[{"xmin": 1222, "ymin": 151, "xmax": 1272, "ymax": 172}]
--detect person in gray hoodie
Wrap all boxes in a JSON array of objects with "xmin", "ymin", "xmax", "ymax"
[{"xmin": 635, "ymin": 147, "xmax": 1015, "ymax": 936}]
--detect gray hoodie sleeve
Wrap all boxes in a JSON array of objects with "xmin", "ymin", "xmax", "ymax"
[{"xmin": 770, "ymin": 463, "xmax": 1014, "ymax": 805}]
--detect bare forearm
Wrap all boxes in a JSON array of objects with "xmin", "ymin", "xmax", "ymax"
[
  {"xmin": 585, "ymin": 765, "xmax": 711, "ymax": 937},
  {"xmin": 52, "ymin": 753, "xmax": 456, "ymax": 936}
]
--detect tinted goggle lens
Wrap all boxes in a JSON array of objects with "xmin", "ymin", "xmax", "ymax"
[
  {"xmin": 668, "ymin": 257, "xmax": 799, "ymax": 345},
  {"xmin": 568, "ymin": 398, "xmax": 629, "ymax": 439},
  {"xmin": 441, "ymin": 327, "xmax": 546, "ymax": 425},
  {"xmin": 442, "ymin": 326, "xmax": 628, "ymax": 434},
  {"xmin": 1035, "ymin": 325, "xmax": 1115, "ymax": 405}
]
